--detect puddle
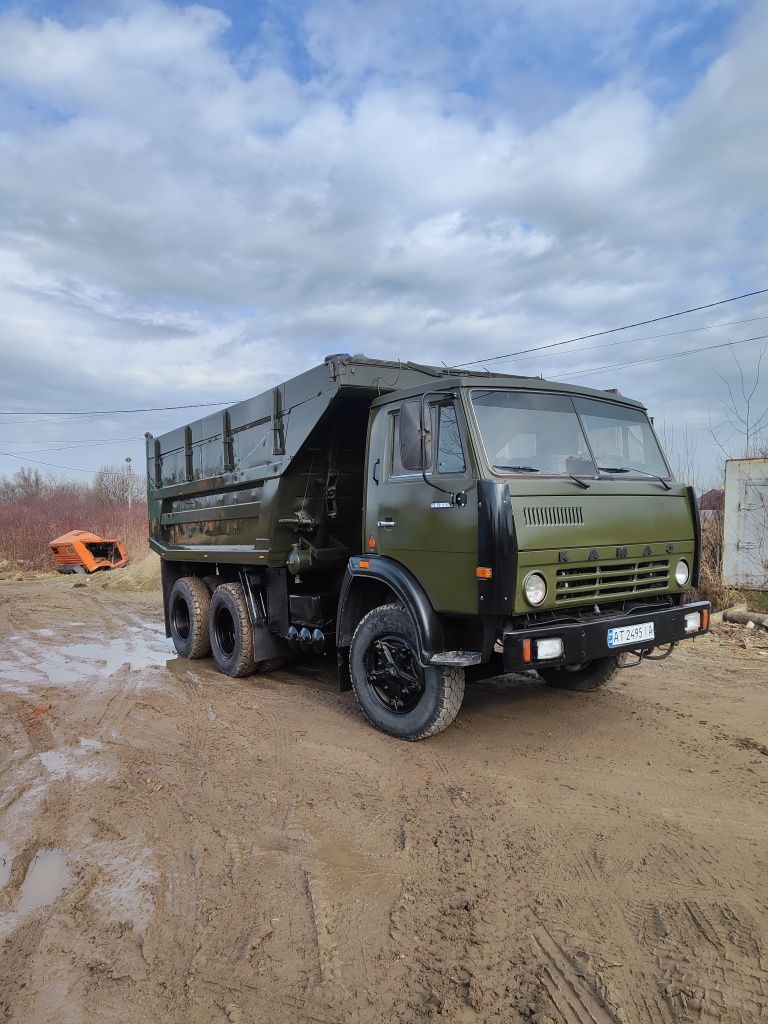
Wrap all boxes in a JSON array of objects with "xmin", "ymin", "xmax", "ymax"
[
  {"xmin": 18, "ymin": 848, "xmax": 70, "ymax": 913},
  {"xmin": 55, "ymin": 636, "xmax": 172, "ymax": 675},
  {"xmin": 39, "ymin": 739, "xmax": 114, "ymax": 783},
  {"xmin": 164, "ymin": 655, "xmax": 220, "ymax": 679},
  {"xmin": 0, "ymin": 630, "xmax": 174, "ymax": 692}
]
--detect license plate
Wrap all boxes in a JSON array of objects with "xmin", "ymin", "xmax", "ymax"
[{"xmin": 607, "ymin": 621, "xmax": 655, "ymax": 648}]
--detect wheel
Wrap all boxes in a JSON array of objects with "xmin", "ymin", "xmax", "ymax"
[
  {"xmin": 208, "ymin": 582, "xmax": 256, "ymax": 678},
  {"xmin": 538, "ymin": 657, "xmax": 618, "ymax": 692},
  {"xmin": 201, "ymin": 574, "xmax": 220, "ymax": 595},
  {"xmin": 168, "ymin": 576, "xmax": 211, "ymax": 658},
  {"xmin": 349, "ymin": 604, "xmax": 465, "ymax": 740}
]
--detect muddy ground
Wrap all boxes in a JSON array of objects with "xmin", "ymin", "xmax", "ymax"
[{"xmin": 1, "ymin": 574, "xmax": 767, "ymax": 1024}]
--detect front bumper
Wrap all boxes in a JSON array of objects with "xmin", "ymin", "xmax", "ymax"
[{"xmin": 503, "ymin": 600, "xmax": 710, "ymax": 672}]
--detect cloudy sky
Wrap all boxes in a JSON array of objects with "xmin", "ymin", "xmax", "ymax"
[{"xmin": 0, "ymin": 0, "xmax": 766, "ymax": 484}]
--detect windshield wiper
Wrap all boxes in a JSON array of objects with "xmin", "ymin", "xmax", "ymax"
[
  {"xmin": 598, "ymin": 466, "xmax": 671, "ymax": 491},
  {"xmin": 567, "ymin": 472, "xmax": 590, "ymax": 490},
  {"xmin": 494, "ymin": 464, "xmax": 591, "ymax": 488}
]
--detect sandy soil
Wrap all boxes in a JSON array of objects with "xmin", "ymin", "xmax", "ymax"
[{"xmin": 1, "ymin": 573, "xmax": 767, "ymax": 1024}]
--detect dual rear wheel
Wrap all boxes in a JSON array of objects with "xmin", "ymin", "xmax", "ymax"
[{"xmin": 168, "ymin": 577, "xmax": 283, "ymax": 678}]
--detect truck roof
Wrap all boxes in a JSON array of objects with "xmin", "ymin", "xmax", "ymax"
[{"xmin": 327, "ymin": 354, "xmax": 644, "ymax": 408}]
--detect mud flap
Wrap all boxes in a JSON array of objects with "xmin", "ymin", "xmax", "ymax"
[
  {"xmin": 239, "ymin": 571, "xmax": 291, "ymax": 663},
  {"xmin": 337, "ymin": 646, "xmax": 352, "ymax": 692}
]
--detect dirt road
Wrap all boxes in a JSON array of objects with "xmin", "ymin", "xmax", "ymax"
[{"xmin": 1, "ymin": 575, "xmax": 767, "ymax": 1024}]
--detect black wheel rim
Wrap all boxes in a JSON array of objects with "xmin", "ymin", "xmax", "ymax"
[
  {"xmin": 215, "ymin": 606, "xmax": 236, "ymax": 657},
  {"xmin": 172, "ymin": 597, "xmax": 191, "ymax": 641},
  {"xmin": 363, "ymin": 633, "xmax": 425, "ymax": 714}
]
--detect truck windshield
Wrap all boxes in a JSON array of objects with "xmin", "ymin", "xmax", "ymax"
[
  {"xmin": 471, "ymin": 390, "xmax": 670, "ymax": 480},
  {"xmin": 471, "ymin": 391, "xmax": 597, "ymax": 476},
  {"xmin": 573, "ymin": 397, "xmax": 670, "ymax": 478}
]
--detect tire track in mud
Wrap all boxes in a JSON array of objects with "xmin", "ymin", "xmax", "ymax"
[
  {"xmin": 2, "ymin": 694, "xmax": 57, "ymax": 755},
  {"xmin": 526, "ymin": 822, "xmax": 768, "ymax": 1024},
  {"xmin": 532, "ymin": 921, "xmax": 621, "ymax": 1024},
  {"xmin": 134, "ymin": 700, "xmax": 209, "ymax": 1023},
  {"xmin": 642, "ymin": 899, "xmax": 768, "ymax": 1023}
]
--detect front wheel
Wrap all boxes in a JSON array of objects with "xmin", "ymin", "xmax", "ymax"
[
  {"xmin": 538, "ymin": 657, "xmax": 618, "ymax": 692},
  {"xmin": 349, "ymin": 604, "xmax": 465, "ymax": 740}
]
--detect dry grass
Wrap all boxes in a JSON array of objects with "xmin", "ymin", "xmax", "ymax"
[
  {"xmin": 690, "ymin": 513, "xmax": 743, "ymax": 612},
  {"xmin": 0, "ymin": 495, "xmax": 148, "ymax": 572}
]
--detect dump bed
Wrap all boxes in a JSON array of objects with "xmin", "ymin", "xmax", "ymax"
[{"xmin": 146, "ymin": 355, "xmax": 460, "ymax": 568}]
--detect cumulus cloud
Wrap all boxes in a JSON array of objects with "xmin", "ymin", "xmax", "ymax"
[{"xmin": 0, "ymin": 0, "xmax": 765, "ymax": 479}]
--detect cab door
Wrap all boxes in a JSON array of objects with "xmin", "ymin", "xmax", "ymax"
[{"xmin": 366, "ymin": 396, "xmax": 477, "ymax": 615}]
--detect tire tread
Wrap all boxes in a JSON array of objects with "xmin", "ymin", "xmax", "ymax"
[
  {"xmin": 169, "ymin": 576, "xmax": 211, "ymax": 659},
  {"xmin": 209, "ymin": 582, "xmax": 256, "ymax": 678}
]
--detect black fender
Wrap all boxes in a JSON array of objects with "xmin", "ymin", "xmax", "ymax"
[{"xmin": 336, "ymin": 555, "xmax": 445, "ymax": 665}]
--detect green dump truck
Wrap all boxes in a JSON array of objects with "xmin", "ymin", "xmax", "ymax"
[{"xmin": 146, "ymin": 354, "xmax": 709, "ymax": 740}]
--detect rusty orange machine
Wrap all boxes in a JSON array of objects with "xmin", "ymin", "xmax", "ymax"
[{"xmin": 49, "ymin": 531, "xmax": 129, "ymax": 574}]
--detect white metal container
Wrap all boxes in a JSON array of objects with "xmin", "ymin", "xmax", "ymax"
[{"xmin": 723, "ymin": 458, "xmax": 768, "ymax": 590}]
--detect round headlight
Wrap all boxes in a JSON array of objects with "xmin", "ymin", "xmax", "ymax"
[
  {"xmin": 523, "ymin": 572, "xmax": 547, "ymax": 606},
  {"xmin": 675, "ymin": 559, "xmax": 690, "ymax": 586}
]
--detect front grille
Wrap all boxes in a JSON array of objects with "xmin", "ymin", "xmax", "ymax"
[
  {"xmin": 555, "ymin": 559, "xmax": 669, "ymax": 602},
  {"xmin": 523, "ymin": 505, "xmax": 584, "ymax": 527}
]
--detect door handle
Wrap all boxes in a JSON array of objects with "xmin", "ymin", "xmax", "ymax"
[{"xmin": 377, "ymin": 518, "xmax": 396, "ymax": 528}]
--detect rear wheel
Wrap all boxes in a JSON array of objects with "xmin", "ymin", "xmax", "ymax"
[
  {"xmin": 350, "ymin": 604, "xmax": 465, "ymax": 740},
  {"xmin": 209, "ymin": 583, "xmax": 256, "ymax": 678},
  {"xmin": 168, "ymin": 576, "xmax": 211, "ymax": 658},
  {"xmin": 538, "ymin": 657, "xmax": 617, "ymax": 692}
]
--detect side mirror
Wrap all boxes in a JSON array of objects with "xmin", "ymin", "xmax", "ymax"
[{"xmin": 399, "ymin": 401, "xmax": 425, "ymax": 471}]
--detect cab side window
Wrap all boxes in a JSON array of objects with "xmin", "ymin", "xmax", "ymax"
[
  {"xmin": 436, "ymin": 403, "xmax": 465, "ymax": 474},
  {"xmin": 391, "ymin": 401, "xmax": 466, "ymax": 477},
  {"xmin": 392, "ymin": 401, "xmax": 431, "ymax": 476}
]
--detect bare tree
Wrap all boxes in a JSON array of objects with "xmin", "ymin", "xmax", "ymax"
[
  {"xmin": 92, "ymin": 464, "xmax": 145, "ymax": 505},
  {"xmin": 0, "ymin": 467, "xmax": 45, "ymax": 502},
  {"xmin": 657, "ymin": 418, "xmax": 701, "ymax": 488},
  {"xmin": 709, "ymin": 344, "xmax": 768, "ymax": 460}
]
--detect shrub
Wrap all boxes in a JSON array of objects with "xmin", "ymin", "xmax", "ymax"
[
  {"xmin": 0, "ymin": 491, "xmax": 148, "ymax": 571},
  {"xmin": 690, "ymin": 512, "xmax": 741, "ymax": 612}
]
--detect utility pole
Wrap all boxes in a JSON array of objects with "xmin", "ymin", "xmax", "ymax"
[{"xmin": 125, "ymin": 456, "xmax": 133, "ymax": 511}]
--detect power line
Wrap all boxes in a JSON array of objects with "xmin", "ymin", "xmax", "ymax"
[
  {"xmin": 5, "ymin": 442, "xmax": 144, "ymax": 455},
  {"xmin": 0, "ymin": 400, "xmax": 237, "ymax": 418},
  {"xmin": 456, "ymin": 286, "xmax": 768, "ymax": 369},
  {"xmin": 559, "ymin": 332, "xmax": 768, "ymax": 380},
  {"xmin": 1, "ymin": 439, "xmax": 145, "ymax": 454},
  {"xmin": 0, "ymin": 438, "xmax": 145, "ymax": 445},
  {"xmin": 0, "ymin": 449, "xmax": 97, "ymax": 473},
  {"xmin": 511, "ymin": 314, "xmax": 768, "ymax": 361}
]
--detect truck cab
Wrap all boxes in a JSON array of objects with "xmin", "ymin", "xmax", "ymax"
[{"xmin": 147, "ymin": 356, "xmax": 709, "ymax": 740}]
